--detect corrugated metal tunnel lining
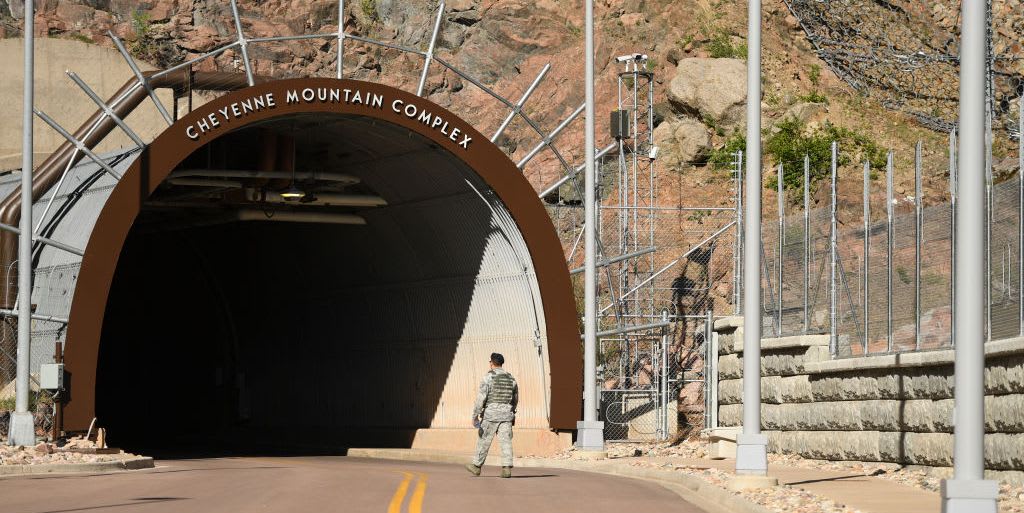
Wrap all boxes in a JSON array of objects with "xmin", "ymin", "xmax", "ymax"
[{"xmin": 96, "ymin": 113, "xmax": 553, "ymax": 450}]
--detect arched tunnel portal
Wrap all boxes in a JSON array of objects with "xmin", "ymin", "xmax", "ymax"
[{"xmin": 60, "ymin": 79, "xmax": 581, "ymax": 454}]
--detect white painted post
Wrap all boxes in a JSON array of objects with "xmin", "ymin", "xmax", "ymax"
[
  {"xmin": 733, "ymin": 0, "xmax": 773, "ymax": 485},
  {"xmin": 9, "ymin": 0, "xmax": 36, "ymax": 447},
  {"xmin": 575, "ymin": 0, "xmax": 604, "ymax": 453},
  {"xmin": 941, "ymin": 0, "xmax": 1000, "ymax": 510}
]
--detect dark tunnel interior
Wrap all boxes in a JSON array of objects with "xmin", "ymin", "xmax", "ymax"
[{"xmin": 95, "ymin": 114, "xmax": 518, "ymax": 455}]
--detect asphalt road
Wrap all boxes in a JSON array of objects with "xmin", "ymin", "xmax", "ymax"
[{"xmin": 0, "ymin": 456, "xmax": 707, "ymax": 513}]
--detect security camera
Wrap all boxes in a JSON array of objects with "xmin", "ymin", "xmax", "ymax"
[
  {"xmin": 648, "ymin": 145, "xmax": 659, "ymax": 160},
  {"xmin": 616, "ymin": 53, "xmax": 646, "ymax": 63}
]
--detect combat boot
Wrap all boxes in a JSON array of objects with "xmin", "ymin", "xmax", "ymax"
[
  {"xmin": 501, "ymin": 466, "xmax": 512, "ymax": 478},
  {"xmin": 465, "ymin": 463, "xmax": 481, "ymax": 476}
]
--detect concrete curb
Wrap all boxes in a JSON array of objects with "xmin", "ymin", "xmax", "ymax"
[
  {"xmin": 0, "ymin": 456, "xmax": 154, "ymax": 476},
  {"xmin": 347, "ymin": 449, "xmax": 773, "ymax": 513}
]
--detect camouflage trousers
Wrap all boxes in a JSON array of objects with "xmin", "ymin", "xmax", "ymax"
[{"xmin": 472, "ymin": 420, "xmax": 513, "ymax": 467}]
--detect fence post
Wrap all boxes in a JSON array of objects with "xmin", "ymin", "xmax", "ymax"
[
  {"xmin": 863, "ymin": 160, "xmax": 871, "ymax": 354},
  {"xmin": 915, "ymin": 141, "xmax": 923, "ymax": 350},
  {"xmin": 886, "ymin": 150, "xmax": 895, "ymax": 352},
  {"xmin": 777, "ymin": 163, "xmax": 784, "ymax": 336},
  {"xmin": 736, "ymin": 150, "xmax": 744, "ymax": 315},
  {"xmin": 803, "ymin": 155, "xmax": 810, "ymax": 334},
  {"xmin": 950, "ymin": 129, "xmax": 957, "ymax": 347},
  {"xmin": 829, "ymin": 142, "xmax": 838, "ymax": 357},
  {"xmin": 661, "ymin": 310, "xmax": 669, "ymax": 439}
]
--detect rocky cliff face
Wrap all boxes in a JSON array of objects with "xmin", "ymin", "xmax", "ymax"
[{"xmin": 5, "ymin": 1, "xmax": 1016, "ymax": 192}]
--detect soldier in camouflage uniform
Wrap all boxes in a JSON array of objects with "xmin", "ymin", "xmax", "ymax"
[{"xmin": 465, "ymin": 353, "xmax": 518, "ymax": 478}]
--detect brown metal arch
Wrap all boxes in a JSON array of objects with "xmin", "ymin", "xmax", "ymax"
[{"xmin": 62, "ymin": 78, "xmax": 582, "ymax": 432}]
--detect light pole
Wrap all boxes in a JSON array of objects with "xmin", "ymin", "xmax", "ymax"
[
  {"xmin": 575, "ymin": 0, "xmax": 604, "ymax": 453},
  {"xmin": 8, "ymin": 0, "xmax": 36, "ymax": 447},
  {"xmin": 731, "ymin": 0, "xmax": 775, "ymax": 489},
  {"xmin": 941, "ymin": 0, "xmax": 999, "ymax": 511}
]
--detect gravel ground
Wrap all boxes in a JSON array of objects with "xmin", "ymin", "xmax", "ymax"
[
  {"xmin": 527, "ymin": 441, "xmax": 1024, "ymax": 513},
  {"xmin": 0, "ymin": 437, "xmax": 143, "ymax": 466}
]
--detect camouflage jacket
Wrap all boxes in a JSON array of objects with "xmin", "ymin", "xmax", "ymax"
[{"xmin": 473, "ymin": 368, "xmax": 519, "ymax": 422}]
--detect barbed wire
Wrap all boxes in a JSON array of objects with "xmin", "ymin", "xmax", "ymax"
[{"xmin": 784, "ymin": 0, "xmax": 1023, "ymax": 136}]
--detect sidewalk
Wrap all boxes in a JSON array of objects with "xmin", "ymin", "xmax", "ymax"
[
  {"xmin": 346, "ymin": 448, "xmax": 942, "ymax": 513},
  {"xmin": 641, "ymin": 456, "xmax": 939, "ymax": 513}
]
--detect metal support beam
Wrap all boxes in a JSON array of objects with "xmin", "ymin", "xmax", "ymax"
[
  {"xmin": 1019, "ymin": 99, "xmax": 1023, "ymax": 336},
  {"xmin": 735, "ymin": 0, "xmax": 769, "ymax": 479},
  {"xmin": 0, "ymin": 222, "xmax": 84, "ymax": 256},
  {"xmin": 941, "ymin": 0, "xmax": 1000, "ymax": 509},
  {"xmin": 492, "ymin": 64, "xmax": 550, "ymax": 142},
  {"xmin": 8, "ymin": 0, "xmax": 36, "ymax": 447},
  {"xmin": 416, "ymin": 1, "xmax": 446, "ymax": 97},
  {"xmin": 229, "ymin": 0, "xmax": 255, "ymax": 87},
  {"xmin": 66, "ymin": 71, "xmax": 146, "ymax": 148},
  {"xmin": 33, "ymin": 110, "xmax": 123, "ymax": 180},
  {"xmin": 576, "ymin": 0, "xmax": 604, "ymax": 452},
  {"xmin": 109, "ymin": 33, "xmax": 173, "ymax": 125},
  {"xmin": 538, "ymin": 141, "xmax": 614, "ymax": 199},
  {"xmin": 519, "ymin": 103, "xmax": 586, "ymax": 169},
  {"xmin": 336, "ymin": 0, "xmax": 345, "ymax": 79},
  {"xmin": 570, "ymin": 246, "xmax": 656, "ymax": 275}
]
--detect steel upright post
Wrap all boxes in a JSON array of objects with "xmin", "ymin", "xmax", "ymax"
[
  {"xmin": 915, "ymin": 141, "xmax": 923, "ymax": 350},
  {"xmin": 336, "ymin": 0, "xmax": 345, "ymax": 79},
  {"xmin": 886, "ymin": 150, "xmax": 895, "ymax": 352},
  {"xmin": 804, "ymin": 155, "xmax": 810, "ymax": 333},
  {"xmin": 829, "ymin": 142, "xmax": 838, "ymax": 356},
  {"xmin": 576, "ymin": 0, "xmax": 604, "ymax": 453},
  {"xmin": 733, "ymin": 0, "xmax": 773, "ymax": 485},
  {"xmin": 1019, "ymin": 99, "xmax": 1023, "ymax": 336},
  {"xmin": 951, "ymin": 129, "xmax": 957, "ymax": 347},
  {"xmin": 863, "ymin": 161, "xmax": 871, "ymax": 354},
  {"xmin": 9, "ymin": 0, "xmax": 36, "ymax": 446},
  {"xmin": 736, "ymin": 150, "xmax": 743, "ymax": 315},
  {"xmin": 777, "ymin": 163, "xmax": 784, "ymax": 336},
  {"xmin": 941, "ymin": 0, "xmax": 1000, "ymax": 509}
]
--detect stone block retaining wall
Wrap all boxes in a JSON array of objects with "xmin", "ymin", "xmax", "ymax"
[{"xmin": 712, "ymin": 316, "xmax": 1024, "ymax": 483}]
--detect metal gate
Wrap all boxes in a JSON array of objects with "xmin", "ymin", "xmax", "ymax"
[{"xmin": 598, "ymin": 311, "xmax": 712, "ymax": 442}]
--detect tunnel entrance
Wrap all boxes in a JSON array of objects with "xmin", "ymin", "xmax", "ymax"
[
  {"xmin": 61, "ymin": 80, "xmax": 580, "ymax": 455},
  {"xmin": 95, "ymin": 112, "xmax": 549, "ymax": 453}
]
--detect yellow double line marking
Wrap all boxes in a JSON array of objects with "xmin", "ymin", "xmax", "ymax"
[{"xmin": 388, "ymin": 471, "xmax": 428, "ymax": 513}]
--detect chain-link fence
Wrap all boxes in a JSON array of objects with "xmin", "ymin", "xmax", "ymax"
[
  {"xmin": 0, "ymin": 261, "xmax": 72, "ymax": 441},
  {"xmin": 761, "ymin": 140, "xmax": 1023, "ymax": 357}
]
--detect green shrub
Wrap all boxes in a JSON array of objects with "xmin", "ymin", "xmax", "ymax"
[
  {"xmin": 798, "ymin": 90, "xmax": 829, "ymax": 104},
  {"xmin": 705, "ymin": 117, "xmax": 888, "ymax": 197},
  {"xmin": 808, "ymin": 64, "xmax": 822, "ymax": 87},
  {"xmin": 706, "ymin": 31, "xmax": 746, "ymax": 59}
]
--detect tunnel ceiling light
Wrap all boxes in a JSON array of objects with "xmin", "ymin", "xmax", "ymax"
[{"xmin": 280, "ymin": 184, "xmax": 306, "ymax": 201}]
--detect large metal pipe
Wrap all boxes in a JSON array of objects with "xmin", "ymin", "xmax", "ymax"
[
  {"xmin": 246, "ymin": 189, "xmax": 387, "ymax": 207},
  {"xmin": 235, "ymin": 210, "xmax": 366, "ymax": 225},
  {"xmin": 941, "ymin": 0, "xmax": 999, "ymax": 510},
  {"xmin": 0, "ymin": 71, "xmax": 254, "ymax": 308},
  {"xmin": 168, "ymin": 169, "xmax": 359, "ymax": 184}
]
